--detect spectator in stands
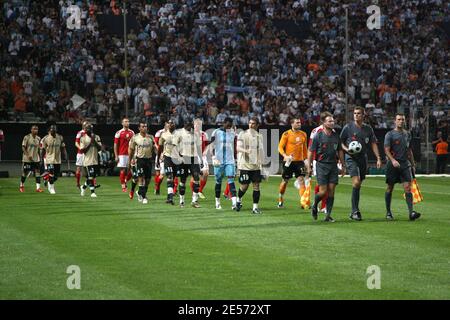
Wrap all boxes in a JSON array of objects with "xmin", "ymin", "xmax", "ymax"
[{"xmin": 0, "ymin": 0, "xmax": 447, "ymax": 131}]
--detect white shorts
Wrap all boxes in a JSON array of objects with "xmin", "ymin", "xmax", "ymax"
[
  {"xmin": 117, "ymin": 155, "xmax": 130, "ymax": 168},
  {"xmin": 76, "ymin": 153, "xmax": 85, "ymax": 167}
]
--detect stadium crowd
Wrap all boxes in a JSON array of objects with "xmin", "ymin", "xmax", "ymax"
[{"xmin": 0, "ymin": 0, "xmax": 448, "ymax": 134}]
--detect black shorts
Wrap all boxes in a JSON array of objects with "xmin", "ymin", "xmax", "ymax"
[
  {"xmin": 345, "ymin": 156, "xmax": 367, "ymax": 181},
  {"xmin": 85, "ymin": 165, "xmax": 98, "ymax": 178},
  {"xmin": 238, "ymin": 170, "xmax": 262, "ymax": 184},
  {"xmin": 282, "ymin": 161, "xmax": 305, "ymax": 180},
  {"xmin": 136, "ymin": 158, "xmax": 153, "ymax": 178},
  {"xmin": 178, "ymin": 160, "xmax": 201, "ymax": 180},
  {"xmin": 130, "ymin": 164, "xmax": 139, "ymax": 180},
  {"xmin": 23, "ymin": 162, "xmax": 39, "ymax": 174},
  {"xmin": 46, "ymin": 164, "xmax": 61, "ymax": 177},
  {"xmin": 164, "ymin": 156, "xmax": 177, "ymax": 177},
  {"xmin": 385, "ymin": 161, "xmax": 412, "ymax": 185},
  {"xmin": 315, "ymin": 162, "xmax": 339, "ymax": 186}
]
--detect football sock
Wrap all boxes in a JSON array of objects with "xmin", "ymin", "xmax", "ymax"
[
  {"xmin": 224, "ymin": 183, "xmax": 230, "ymax": 196},
  {"xmin": 215, "ymin": 183, "xmax": 221, "ymax": 199},
  {"xmin": 326, "ymin": 196, "xmax": 334, "ymax": 215},
  {"xmin": 179, "ymin": 182, "xmax": 186, "ymax": 196},
  {"xmin": 119, "ymin": 171, "xmax": 125, "ymax": 185},
  {"xmin": 89, "ymin": 178, "xmax": 95, "ymax": 193},
  {"xmin": 193, "ymin": 181, "xmax": 200, "ymax": 193},
  {"xmin": 238, "ymin": 188, "xmax": 245, "ymax": 201},
  {"xmin": 75, "ymin": 171, "xmax": 81, "ymax": 186},
  {"xmin": 253, "ymin": 190, "xmax": 260, "ymax": 204},
  {"xmin": 385, "ymin": 192, "xmax": 392, "ymax": 213},
  {"xmin": 352, "ymin": 187, "xmax": 360, "ymax": 212},
  {"xmin": 20, "ymin": 176, "xmax": 26, "ymax": 186},
  {"xmin": 229, "ymin": 182, "xmax": 237, "ymax": 197},
  {"xmin": 313, "ymin": 194, "xmax": 322, "ymax": 210},
  {"xmin": 405, "ymin": 192, "xmax": 414, "ymax": 214},
  {"xmin": 199, "ymin": 178, "xmax": 207, "ymax": 192}
]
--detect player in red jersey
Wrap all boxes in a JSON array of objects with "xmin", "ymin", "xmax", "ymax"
[
  {"xmin": 114, "ymin": 118, "xmax": 135, "ymax": 192},
  {"xmin": 309, "ymin": 124, "xmax": 327, "ymax": 213},
  {"xmin": 189, "ymin": 120, "xmax": 209, "ymax": 199},
  {"xmin": 154, "ymin": 122, "xmax": 168, "ymax": 195},
  {"xmin": 75, "ymin": 121, "xmax": 89, "ymax": 189}
]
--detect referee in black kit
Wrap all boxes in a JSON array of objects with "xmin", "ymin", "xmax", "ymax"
[
  {"xmin": 340, "ymin": 106, "xmax": 382, "ymax": 221},
  {"xmin": 384, "ymin": 113, "xmax": 421, "ymax": 221},
  {"xmin": 306, "ymin": 112, "xmax": 346, "ymax": 222}
]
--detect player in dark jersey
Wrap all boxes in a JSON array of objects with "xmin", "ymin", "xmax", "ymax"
[
  {"xmin": 340, "ymin": 106, "xmax": 382, "ymax": 221},
  {"xmin": 306, "ymin": 112, "xmax": 346, "ymax": 222},
  {"xmin": 384, "ymin": 113, "xmax": 421, "ymax": 221}
]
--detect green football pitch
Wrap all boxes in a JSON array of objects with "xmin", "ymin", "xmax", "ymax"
[{"xmin": 0, "ymin": 176, "xmax": 449, "ymax": 299}]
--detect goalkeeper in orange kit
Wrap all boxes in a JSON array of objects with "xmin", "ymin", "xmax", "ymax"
[{"xmin": 277, "ymin": 118, "xmax": 308, "ymax": 208}]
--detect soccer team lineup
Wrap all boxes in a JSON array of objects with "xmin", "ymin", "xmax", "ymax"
[{"xmin": 20, "ymin": 109, "xmax": 422, "ymax": 222}]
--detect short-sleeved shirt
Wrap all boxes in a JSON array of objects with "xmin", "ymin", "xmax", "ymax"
[
  {"xmin": 176, "ymin": 128, "xmax": 202, "ymax": 158},
  {"xmin": 384, "ymin": 129, "xmax": 411, "ymax": 162},
  {"xmin": 211, "ymin": 128, "xmax": 236, "ymax": 165},
  {"xmin": 159, "ymin": 130, "xmax": 179, "ymax": 159},
  {"xmin": 340, "ymin": 122, "xmax": 377, "ymax": 159},
  {"xmin": 278, "ymin": 129, "xmax": 308, "ymax": 161},
  {"xmin": 114, "ymin": 128, "xmax": 135, "ymax": 156},
  {"xmin": 22, "ymin": 133, "xmax": 41, "ymax": 162},
  {"xmin": 80, "ymin": 134, "xmax": 101, "ymax": 166},
  {"xmin": 130, "ymin": 133, "xmax": 155, "ymax": 159},
  {"xmin": 75, "ymin": 129, "xmax": 86, "ymax": 154},
  {"xmin": 309, "ymin": 130, "xmax": 341, "ymax": 164},
  {"xmin": 41, "ymin": 134, "xmax": 65, "ymax": 164},
  {"xmin": 199, "ymin": 130, "xmax": 209, "ymax": 153},
  {"xmin": 237, "ymin": 129, "xmax": 264, "ymax": 171}
]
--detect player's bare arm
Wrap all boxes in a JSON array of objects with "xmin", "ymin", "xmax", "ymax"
[
  {"xmin": 114, "ymin": 142, "xmax": 119, "ymax": 162},
  {"xmin": 372, "ymin": 142, "xmax": 382, "ymax": 168},
  {"xmin": 338, "ymin": 149, "xmax": 346, "ymax": 177},
  {"xmin": 384, "ymin": 146, "xmax": 400, "ymax": 168}
]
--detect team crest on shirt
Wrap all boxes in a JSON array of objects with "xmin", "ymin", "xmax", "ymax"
[
  {"xmin": 296, "ymin": 137, "xmax": 300, "ymax": 142},
  {"xmin": 365, "ymin": 137, "xmax": 369, "ymax": 144},
  {"xmin": 333, "ymin": 143, "xmax": 338, "ymax": 150},
  {"xmin": 395, "ymin": 140, "xmax": 400, "ymax": 145}
]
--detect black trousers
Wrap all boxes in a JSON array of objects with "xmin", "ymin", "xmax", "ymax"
[{"xmin": 436, "ymin": 155, "xmax": 448, "ymax": 174}]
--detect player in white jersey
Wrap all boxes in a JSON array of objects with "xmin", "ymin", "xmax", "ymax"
[
  {"xmin": 189, "ymin": 126, "xmax": 209, "ymax": 200},
  {"xmin": 174, "ymin": 120, "xmax": 204, "ymax": 208},
  {"xmin": 236, "ymin": 117, "xmax": 264, "ymax": 214},
  {"xmin": 75, "ymin": 121, "xmax": 89, "ymax": 189}
]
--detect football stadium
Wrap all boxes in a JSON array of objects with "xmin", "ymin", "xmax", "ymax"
[{"xmin": 0, "ymin": 0, "xmax": 449, "ymax": 303}]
